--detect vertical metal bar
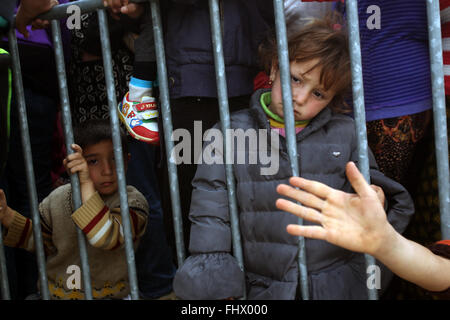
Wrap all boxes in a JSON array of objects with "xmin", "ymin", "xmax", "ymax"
[
  {"xmin": 0, "ymin": 50, "xmax": 10, "ymax": 299},
  {"xmin": 345, "ymin": 0, "xmax": 378, "ymax": 300},
  {"xmin": 97, "ymin": 8, "xmax": 139, "ymax": 300},
  {"xmin": 0, "ymin": 227, "xmax": 10, "ymax": 299},
  {"xmin": 149, "ymin": 0, "xmax": 186, "ymax": 265},
  {"xmin": 273, "ymin": 0, "xmax": 309, "ymax": 300},
  {"xmin": 0, "ymin": 49, "xmax": 11, "ymax": 300},
  {"xmin": 7, "ymin": 28, "xmax": 50, "ymax": 300},
  {"xmin": 426, "ymin": 0, "xmax": 450, "ymax": 239},
  {"xmin": 50, "ymin": 20, "xmax": 93, "ymax": 300},
  {"xmin": 208, "ymin": 0, "xmax": 246, "ymax": 299}
]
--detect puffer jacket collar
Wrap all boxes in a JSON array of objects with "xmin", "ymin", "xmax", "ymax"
[{"xmin": 249, "ymin": 88, "xmax": 333, "ymax": 143}]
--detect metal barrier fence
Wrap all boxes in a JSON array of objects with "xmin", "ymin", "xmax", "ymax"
[{"xmin": 0, "ymin": 0, "xmax": 448, "ymax": 300}]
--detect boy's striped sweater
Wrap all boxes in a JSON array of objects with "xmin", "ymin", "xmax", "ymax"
[{"xmin": 3, "ymin": 183, "xmax": 148, "ymax": 300}]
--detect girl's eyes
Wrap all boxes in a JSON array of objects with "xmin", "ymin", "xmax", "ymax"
[
  {"xmin": 291, "ymin": 75, "xmax": 302, "ymax": 84},
  {"xmin": 291, "ymin": 75, "xmax": 325, "ymax": 99},
  {"xmin": 313, "ymin": 90, "xmax": 324, "ymax": 99}
]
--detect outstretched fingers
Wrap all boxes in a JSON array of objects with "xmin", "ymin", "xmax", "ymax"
[
  {"xmin": 276, "ymin": 183, "xmax": 325, "ymax": 212},
  {"xmin": 275, "ymin": 198, "xmax": 323, "ymax": 225},
  {"xmin": 345, "ymin": 162, "xmax": 375, "ymax": 198},
  {"xmin": 288, "ymin": 176, "xmax": 332, "ymax": 200},
  {"xmin": 286, "ymin": 224, "xmax": 327, "ymax": 240}
]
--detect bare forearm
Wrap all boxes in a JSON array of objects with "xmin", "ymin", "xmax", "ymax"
[
  {"xmin": 374, "ymin": 228, "xmax": 450, "ymax": 292},
  {"xmin": 80, "ymin": 182, "xmax": 96, "ymax": 204}
]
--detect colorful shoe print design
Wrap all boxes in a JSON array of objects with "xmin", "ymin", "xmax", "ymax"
[{"xmin": 118, "ymin": 93, "xmax": 159, "ymax": 145}]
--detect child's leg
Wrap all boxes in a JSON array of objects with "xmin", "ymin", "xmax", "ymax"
[
  {"xmin": 121, "ymin": 5, "xmax": 176, "ymax": 299},
  {"xmin": 118, "ymin": 7, "xmax": 159, "ymax": 145},
  {"xmin": 126, "ymin": 138, "xmax": 176, "ymax": 299},
  {"xmin": 129, "ymin": 77, "xmax": 152, "ymax": 102},
  {"xmin": 129, "ymin": 60, "xmax": 157, "ymax": 101},
  {"xmin": 129, "ymin": 3, "xmax": 157, "ymax": 102},
  {"xmin": 118, "ymin": 65, "xmax": 159, "ymax": 144}
]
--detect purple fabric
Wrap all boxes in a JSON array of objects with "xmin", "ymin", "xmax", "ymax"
[
  {"xmin": 1, "ymin": 0, "xmax": 72, "ymax": 98},
  {"xmin": 3, "ymin": 0, "xmax": 70, "ymax": 49},
  {"xmin": 14, "ymin": 27, "xmax": 52, "ymax": 47},
  {"xmin": 337, "ymin": 0, "xmax": 432, "ymax": 121},
  {"xmin": 357, "ymin": 0, "xmax": 432, "ymax": 120}
]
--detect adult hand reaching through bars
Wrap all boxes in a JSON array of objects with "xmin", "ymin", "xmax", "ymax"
[
  {"xmin": 15, "ymin": 0, "xmax": 59, "ymax": 37},
  {"xmin": 275, "ymin": 161, "xmax": 450, "ymax": 293},
  {"xmin": 103, "ymin": 0, "xmax": 144, "ymax": 20}
]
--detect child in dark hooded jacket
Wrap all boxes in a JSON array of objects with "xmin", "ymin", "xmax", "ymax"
[{"xmin": 173, "ymin": 16, "xmax": 415, "ymax": 300}]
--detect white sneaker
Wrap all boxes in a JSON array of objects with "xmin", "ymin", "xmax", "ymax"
[{"xmin": 118, "ymin": 93, "xmax": 159, "ymax": 145}]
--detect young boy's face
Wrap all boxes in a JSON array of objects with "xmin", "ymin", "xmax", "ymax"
[
  {"xmin": 83, "ymin": 140, "xmax": 125, "ymax": 196},
  {"xmin": 269, "ymin": 58, "xmax": 336, "ymax": 121}
]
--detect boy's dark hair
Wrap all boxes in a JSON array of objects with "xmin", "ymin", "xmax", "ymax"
[
  {"xmin": 73, "ymin": 119, "xmax": 129, "ymax": 155},
  {"xmin": 259, "ymin": 13, "xmax": 351, "ymax": 113}
]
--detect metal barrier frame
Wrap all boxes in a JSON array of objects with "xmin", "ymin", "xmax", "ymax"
[{"xmin": 0, "ymin": 0, "xmax": 448, "ymax": 301}]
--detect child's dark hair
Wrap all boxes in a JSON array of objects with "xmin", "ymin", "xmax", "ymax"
[
  {"xmin": 259, "ymin": 13, "xmax": 351, "ymax": 113},
  {"xmin": 73, "ymin": 119, "xmax": 129, "ymax": 155}
]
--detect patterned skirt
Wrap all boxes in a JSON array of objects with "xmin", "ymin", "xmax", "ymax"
[{"xmin": 366, "ymin": 109, "xmax": 432, "ymax": 187}]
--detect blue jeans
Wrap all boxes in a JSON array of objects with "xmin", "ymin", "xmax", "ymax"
[
  {"xmin": 126, "ymin": 139, "xmax": 176, "ymax": 299},
  {"xmin": 0, "ymin": 87, "xmax": 57, "ymax": 299}
]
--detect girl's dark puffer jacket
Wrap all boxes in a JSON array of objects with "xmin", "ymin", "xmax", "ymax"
[{"xmin": 173, "ymin": 89, "xmax": 415, "ymax": 300}]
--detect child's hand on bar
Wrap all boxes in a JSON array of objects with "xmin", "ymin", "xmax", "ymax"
[{"xmin": 0, "ymin": 189, "xmax": 14, "ymax": 228}]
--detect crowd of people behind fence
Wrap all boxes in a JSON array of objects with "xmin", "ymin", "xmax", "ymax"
[{"xmin": 0, "ymin": 0, "xmax": 448, "ymax": 300}]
